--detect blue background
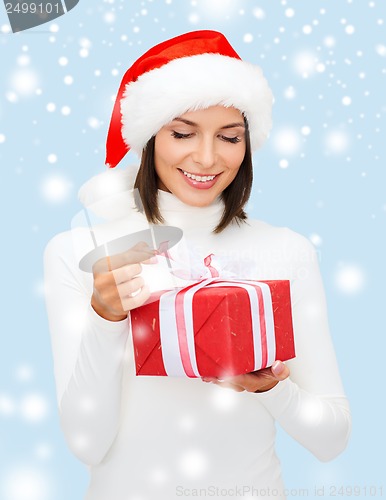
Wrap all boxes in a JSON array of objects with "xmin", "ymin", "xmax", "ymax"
[{"xmin": 0, "ymin": 1, "xmax": 385, "ymax": 499}]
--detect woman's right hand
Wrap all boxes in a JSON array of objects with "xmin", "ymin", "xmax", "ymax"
[{"xmin": 91, "ymin": 242, "xmax": 156, "ymax": 321}]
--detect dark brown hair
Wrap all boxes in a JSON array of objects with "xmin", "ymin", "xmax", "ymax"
[{"xmin": 134, "ymin": 118, "xmax": 253, "ymax": 234}]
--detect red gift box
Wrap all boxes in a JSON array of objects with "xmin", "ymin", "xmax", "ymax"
[{"xmin": 130, "ymin": 279, "xmax": 295, "ymax": 378}]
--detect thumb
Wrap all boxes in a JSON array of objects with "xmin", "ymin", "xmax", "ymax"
[{"xmin": 271, "ymin": 361, "xmax": 290, "ymax": 381}]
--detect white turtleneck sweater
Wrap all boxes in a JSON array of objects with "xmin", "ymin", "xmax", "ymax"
[{"xmin": 44, "ymin": 170, "xmax": 351, "ymax": 500}]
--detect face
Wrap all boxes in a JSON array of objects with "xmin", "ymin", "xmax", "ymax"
[{"xmin": 154, "ymin": 105, "xmax": 246, "ymax": 207}]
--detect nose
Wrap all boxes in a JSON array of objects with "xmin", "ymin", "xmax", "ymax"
[{"xmin": 191, "ymin": 136, "xmax": 217, "ymax": 169}]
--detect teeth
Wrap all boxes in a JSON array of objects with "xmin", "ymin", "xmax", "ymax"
[{"xmin": 182, "ymin": 170, "xmax": 216, "ymax": 182}]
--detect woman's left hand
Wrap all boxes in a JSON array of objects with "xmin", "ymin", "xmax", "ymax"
[{"xmin": 201, "ymin": 360, "xmax": 290, "ymax": 393}]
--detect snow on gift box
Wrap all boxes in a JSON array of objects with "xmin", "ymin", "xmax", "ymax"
[{"xmin": 130, "ymin": 278, "xmax": 295, "ymax": 378}]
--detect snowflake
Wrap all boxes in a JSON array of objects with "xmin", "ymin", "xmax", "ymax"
[
  {"xmin": 309, "ymin": 233, "xmax": 323, "ymax": 247},
  {"xmin": 272, "ymin": 127, "xmax": 301, "ymax": 156},
  {"xmin": 9, "ymin": 69, "xmax": 39, "ymax": 97},
  {"xmin": 19, "ymin": 393, "xmax": 49, "ymax": 422},
  {"xmin": 61, "ymin": 105, "xmax": 71, "ymax": 116},
  {"xmin": 285, "ymin": 8, "xmax": 294, "ymax": 18},
  {"xmin": 178, "ymin": 449, "xmax": 209, "ymax": 478},
  {"xmin": 334, "ymin": 264, "xmax": 366, "ymax": 294},
  {"xmin": 41, "ymin": 174, "xmax": 72, "ymax": 203},
  {"xmin": 58, "ymin": 56, "xmax": 68, "ymax": 66},
  {"xmin": 325, "ymin": 130, "xmax": 350, "ymax": 154},
  {"xmin": 279, "ymin": 159, "xmax": 289, "ymax": 169},
  {"xmin": 1, "ymin": 466, "xmax": 51, "ymax": 500},
  {"xmin": 253, "ymin": 7, "xmax": 265, "ymax": 19}
]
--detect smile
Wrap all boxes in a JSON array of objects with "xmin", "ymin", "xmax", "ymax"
[{"xmin": 180, "ymin": 169, "xmax": 217, "ymax": 182}]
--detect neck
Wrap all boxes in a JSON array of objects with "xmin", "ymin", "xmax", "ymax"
[{"xmin": 157, "ymin": 189, "xmax": 224, "ymax": 232}]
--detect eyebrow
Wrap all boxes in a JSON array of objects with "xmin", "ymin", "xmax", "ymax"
[{"xmin": 172, "ymin": 117, "xmax": 245, "ymax": 129}]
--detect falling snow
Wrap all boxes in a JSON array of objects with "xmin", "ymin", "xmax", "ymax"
[
  {"xmin": 302, "ymin": 25, "xmax": 313, "ymax": 35},
  {"xmin": 292, "ymin": 50, "xmax": 320, "ymax": 77},
  {"xmin": 0, "ymin": 394, "xmax": 15, "ymax": 416},
  {"xmin": 178, "ymin": 449, "xmax": 209, "ymax": 478},
  {"xmin": 15, "ymin": 364, "xmax": 34, "ymax": 382},
  {"xmin": 272, "ymin": 127, "xmax": 301, "ymax": 156},
  {"xmin": 9, "ymin": 69, "xmax": 39, "ymax": 97},
  {"xmin": 58, "ymin": 56, "xmax": 68, "ymax": 66},
  {"xmin": 279, "ymin": 159, "xmax": 289, "ymax": 169},
  {"xmin": 309, "ymin": 233, "xmax": 323, "ymax": 246},
  {"xmin": 325, "ymin": 129, "xmax": 350, "ymax": 154},
  {"xmin": 301, "ymin": 126, "xmax": 311, "ymax": 136},
  {"xmin": 61, "ymin": 105, "xmax": 71, "ymax": 116},
  {"xmin": 46, "ymin": 102, "xmax": 56, "ymax": 112},
  {"xmin": 19, "ymin": 394, "xmax": 49, "ymax": 423},
  {"xmin": 1, "ymin": 466, "xmax": 51, "ymax": 500},
  {"xmin": 252, "ymin": 7, "xmax": 266, "ymax": 20},
  {"xmin": 284, "ymin": 85, "xmax": 296, "ymax": 99},
  {"xmin": 64, "ymin": 75, "xmax": 74, "ymax": 85},
  {"xmin": 40, "ymin": 174, "xmax": 72, "ymax": 202},
  {"xmin": 243, "ymin": 33, "xmax": 254, "ymax": 43},
  {"xmin": 47, "ymin": 154, "xmax": 58, "ymax": 164},
  {"xmin": 375, "ymin": 44, "xmax": 386, "ymax": 57},
  {"xmin": 335, "ymin": 264, "xmax": 366, "ymax": 294},
  {"xmin": 285, "ymin": 8, "xmax": 295, "ymax": 18},
  {"xmin": 210, "ymin": 385, "xmax": 238, "ymax": 411}
]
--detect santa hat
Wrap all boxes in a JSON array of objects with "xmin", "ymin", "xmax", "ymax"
[{"xmin": 106, "ymin": 30, "xmax": 273, "ymax": 168}]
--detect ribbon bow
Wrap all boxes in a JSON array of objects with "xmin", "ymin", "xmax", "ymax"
[{"xmin": 155, "ymin": 239, "xmax": 236, "ymax": 281}]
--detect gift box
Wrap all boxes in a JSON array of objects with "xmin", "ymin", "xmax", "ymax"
[{"xmin": 130, "ymin": 279, "xmax": 295, "ymax": 378}]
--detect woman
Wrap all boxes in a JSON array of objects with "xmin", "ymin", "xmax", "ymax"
[{"xmin": 44, "ymin": 30, "xmax": 351, "ymax": 499}]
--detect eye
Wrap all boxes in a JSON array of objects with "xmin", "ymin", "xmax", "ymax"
[
  {"xmin": 220, "ymin": 135, "xmax": 242, "ymax": 144},
  {"xmin": 171, "ymin": 131, "xmax": 193, "ymax": 139}
]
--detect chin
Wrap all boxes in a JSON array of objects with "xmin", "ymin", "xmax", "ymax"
[{"xmin": 179, "ymin": 192, "xmax": 217, "ymax": 207}]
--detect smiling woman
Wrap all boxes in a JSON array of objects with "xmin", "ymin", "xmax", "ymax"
[
  {"xmin": 156, "ymin": 107, "xmax": 246, "ymax": 195},
  {"xmin": 44, "ymin": 30, "xmax": 351, "ymax": 500}
]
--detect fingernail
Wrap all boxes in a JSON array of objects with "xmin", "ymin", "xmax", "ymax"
[{"xmin": 272, "ymin": 361, "xmax": 284, "ymax": 376}]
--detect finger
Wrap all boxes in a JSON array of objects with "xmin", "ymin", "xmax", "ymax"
[
  {"xmin": 213, "ymin": 380, "xmax": 245, "ymax": 392},
  {"xmin": 113, "ymin": 263, "xmax": 142, "ymax": 285},
  {"xmin": 270, "ymin": 360, "xmax": 290, "ymax": 381},
  {"xmin": 201, "ymin": 377, "xmax": 246, "ymax": 392},
  {"xmin": 221, "ymin": 369, "xmax": 272, "ymax": 388},
  {"xmin": 93, "ymin": 242, "xmax": 156, "ymax": 273},
  {"xmin": 218, "ymin": 366, "xmax": 283, "ymax": 393},
  {"xmin": 117, "ymin": 276, "xmax": 145, "ymax": 300},
  {"xmin": 132, "ymin": 241, "xmax": 152, "ymax": 251},
  {"xmin": 142, "ymin": 255, "xmax": 159, "ymax": 265},
  {"xmin": 109, "ymin": 244, "xmax": 156, "ymax": 269},
  {"xmin": 201, "ymin": 377, "xmax": 245, "ymax": 392},
  {"xmin": 120, "ymin": 284, "xmax": 151, "ymax": 311}
]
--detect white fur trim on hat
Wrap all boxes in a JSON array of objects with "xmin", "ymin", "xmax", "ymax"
[{"xmin": 120, "ymin": 53, "xmax": 273, "ymax": 154}]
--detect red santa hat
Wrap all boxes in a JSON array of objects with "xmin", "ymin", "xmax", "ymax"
[{"xmin": 106, "ymin": 30, "xmax": 273, "ymax": 168}]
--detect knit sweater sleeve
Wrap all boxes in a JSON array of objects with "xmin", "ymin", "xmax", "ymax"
[
  {"xmin": 44, "ymin": 232, "xmax": 130, "ymax": 466},
  {"xmin": 255, "ymin": 229, "xmax": 351, "ymax": 461}
]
